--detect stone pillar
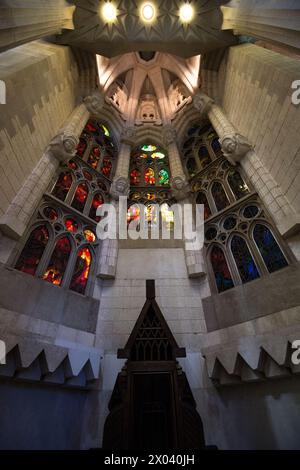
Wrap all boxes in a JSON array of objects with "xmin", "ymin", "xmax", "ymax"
[
  {"xmin": 0, "ymin": 0, "xmax": 75, "ymax": 53},
  {"xmin": 0, "ymin": 92, "xmax": 104, "ymax": 240},
  {"xmin": 193, "ymin": 91, "xmax": 252, "ymax": 165},
  {"xmin": 110, "ymin": 127, "xmax": 136, "ymax": 200},
  {"xmin": 162, "ymin": 125, "xmax": 190, "ymax": 201}
]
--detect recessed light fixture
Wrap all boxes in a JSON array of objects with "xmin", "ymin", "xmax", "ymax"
[
  {"xmin": 102, "ymin": 1, "xmax": 117, "ymax": 22},
  {"xmin": 141, "ymin": 2, "xmax": 156, "ymax": 23},
  {"xmin": 179, "ymin": 2, "xmax": 194, "ymax": 23}
]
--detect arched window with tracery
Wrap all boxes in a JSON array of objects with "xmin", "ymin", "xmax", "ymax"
[
  {"xmin": 231, "ymin": 235, "xmax": 260, "ymax": 283},
  {"xmin": 42, "ymin": 236, "xmax": 72, "ymax": 286},
  {"xmin": 70, "ymin": 247, "xmax": 92, "ymax": 295},
  {"xmin": 204, "ymin": 198, "xmax": 290, "ymax": 294},
  {"xmin": 130, "ymin": 144, "xmax": 170, "ymax": 188},
  {"xmin": 15, "ymin": 225, "xmax": 49, "ymax": 275},
  {"xmin": 211, "ymin": 182, "xmax": 230, "ymax": 212},
  {"xmin": 253, "ymin": 224, "xmax": 288, "ymax": 273},
  {"xmin": 181, "ymin": 123, "xmax": 222, "ymax": 177},
  {"xmin": 210, "ymin": 245, "xmax": 234, "ymax": 293},
  {"xmin": 52, "ymin": 172, "xmax": 72, "ymax": 201}
]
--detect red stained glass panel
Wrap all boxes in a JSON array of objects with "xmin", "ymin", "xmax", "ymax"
[
  {"xmin": 69, "ymin": 247, "xmax": 92, "ymax": 295},
  {"xmin": 89, "ymin": 193, "xmax": 104, "ymax": 221},
  {"xmin": 72, "ymin": 183, "xmax": 88, "ymax": 213},
  {"xmin": 88, "ymin": 147, "xmax": 101, "ymax": 169},
  {"xmin": 15, "ymin": 226, "xmax": 49, "ymax": 275},
  {"xmin": 52, "ymin": 172, "xmax": 72, "ymax": 201},
  {"xmin": 42, "ymin": 236, "xmax": 71, "ymax": 286}
]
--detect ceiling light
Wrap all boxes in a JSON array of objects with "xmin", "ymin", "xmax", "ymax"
[
  {"xmin": 141, "ymin": 2, "xmax": 156, "ymax": 23},
  {"xmin": 180, "ymin": 3, "xmax": 194, "ymax": 23},
  {"xmin": 102, "ymin": 2, "xmax": 117, "ymax": 22}
]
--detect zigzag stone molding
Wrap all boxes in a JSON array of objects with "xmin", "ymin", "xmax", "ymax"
[
  {"xmin": 0, "ymin": 334, "xmax": 103, "ymax": 390},
  {"xmin": 202, "ymin": 327, "xmax": 300, "ymax": 387}
]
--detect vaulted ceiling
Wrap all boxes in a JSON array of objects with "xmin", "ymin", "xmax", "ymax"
[{"xmin": 57, "ymin": 0, "xmax": 237, "ymax": 58}]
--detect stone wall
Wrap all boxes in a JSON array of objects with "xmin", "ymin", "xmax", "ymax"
[
  {"xmin": 0, "ymin": 40, "xmax": 79, "ymax": 217},
  {"xmin": 221, "ymin": 44, "xmax": 300, "ymax": 218}
]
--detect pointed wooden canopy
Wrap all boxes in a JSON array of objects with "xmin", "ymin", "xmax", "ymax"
[{"xmin": 118, "ymin": 280, "xmax": 186, "ymax": 360}]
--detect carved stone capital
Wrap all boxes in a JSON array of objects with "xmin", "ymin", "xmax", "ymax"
[
  {"xmin": 193, "ymin": 91, "xmax": 214, "ymax": 115},
  {"xmin": 171, "ymin": 176, "xmax": 190, "ymax": 201},
  {"xmin": 121, "ymin": 127, "xmax": 137, "ymax": 146},
  {"xmin": 48, "ymin": 131, "xmax": 79, "ymax": 162},
  {"xmin": 110, "ymin": 176, "xmax": 130, "ymax": 200},
  {"xmin": 220, "ymin": 133, "xmax": 253, "ymax": 165},
  {"xmin": 163, "ymin": 125, "xmax": 177, "ymax": 147},
  {"xmin": 84, "ymin": 90, "xmax": 105, "ymax": 116}
]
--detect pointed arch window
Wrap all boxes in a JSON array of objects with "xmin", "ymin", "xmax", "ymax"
[
  {"xmin": 231, "ymin": 235, "xmax": 260, "ymax": 283},
  {"xmin": 89, "ymin": 193, "xmax": 104, "ymax": 222},
  {"xmin": 72, "ymin": 183, "xmax": 88, "ymax": 213},
  {"xmin": 253, "ymin": 224, "xmax": 288, "ymax": 273},
  {"xmin": 69, "ymin": 247, "xmax": 92, "ymax": 295},
  {"xmin": 196, "ymin": 192, "xmax": 211, "ymax": 220},
  {"xmin": 210, "ymin": 246, "xmax": 234, "ymax": 293},
  {"xmin": 77, "ymin": 138, "xmax": 88, "ymax": 158},
  {"xmin": 42, "ymin": 236, "xmax": 71, "ymax": 286},
  {"xmin": 52, "ymin": 172, "xmax": 72, "ymax": 201},
  {"xmin": 15, "ymin": 226, "xmax": 49, "ymax": 275},
  {"xmin": 211, "ymin": 182, "xmax": 230, "ymax": 212},
  {"xmin": 228, "ymin": 171, "xmax": 250, "ymax": 200},
  {"xmin": 198, "ymin": 146, "xmax": 211, "ymax": 169}
]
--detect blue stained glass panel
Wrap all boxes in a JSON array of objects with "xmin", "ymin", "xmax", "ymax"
[
  {"xmin": 231, "ymin": 236, "xmax": 260, "ymax": 283},
  {"xmin": 253, "ymin": 224, "xmax": 288, "ymax": 273},
  {"xmin": 211, "ymin": 246, "xmax": 234, "ymax": 293}
]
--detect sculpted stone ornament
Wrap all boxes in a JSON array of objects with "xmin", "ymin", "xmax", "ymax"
[
  {"xmin": 110, "ymin": 176, "xmax": 130, "ymax": 200},
  {"xmin": 121, "ymin": 127, "xmax": 137, "ymax": 146},
  {"xmin": 171, "ymin": 175, "xmax": 190, "ymax": 201},
  {"xmin": 84, "ymin": 91, "xmax": 105, "ymax": 116},
  {"xmin": 193, "ymin": 91, "xmax": 214, "ymax": 116},
  {"xmin": 48, "ymin": 131, "xmax": 79, "ymax": 162},
  {"xmin": 163, "ymin": 125, "xmax": 177, "ymax": 147},
  {"xmin": 220, "ymin": 133, "xmax": 253, "ymax": 165}
]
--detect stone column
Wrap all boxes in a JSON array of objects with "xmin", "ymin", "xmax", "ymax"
[
  {"xmin": 162, "ymin": 125, "xmax": 190, "ymax": 201},
  {"xmin": 0, "ymin": 92, "xmax": 104, "ymax": 239},
  {"xmin": 193, "ymin": 91, "xmax": 252, "ymax": 166},
  {"xmin": 110, "ymin": 127, "xmax": 136, "ymax": 200},
  {"xmin": 0, "ymin": 0, "xmax": 75, "ymax": 53}
]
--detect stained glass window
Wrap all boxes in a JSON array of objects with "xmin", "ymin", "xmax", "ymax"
[
  {"xmin": 151, "ymin": 152, "xmax": 165, "ymax": 159},
  {"xmin": 145, "ymin": 168, "xmax": 155, "ymax": 185},
  {"xmin": 211, "ymin": 182, "xmax": 230, "ymax": 211},
  {"xmin": 127, "ymin": 205, "xmax": 140, "ymax": 224},
  {"xmin": 142, "ymin": 145, "xmax": 157, "ymax": 152},
  {"xmin": 198, "ymin": 146, "xmax": 211, "ymax": 169},
  {"xmin": 84, "ymin": 229, "xmax": 96, "ymax": 243},
  {"xmin": 89, "ymin": 193, "xmax": 104, "ymax": 222},
  {"xmin": 44, "ymin": 207, "xmax": 58, "ymax": 221},
  {"xmin": 187, "ymin": 157, "xmax": 197, "ymax": 177},
  {"xmin": 43, "ymin": 236, "xmax": 71, "ymax": 286},
  {"xmin": 88, "ymin": 147, "xmax": 101, "ymax": 169},
  {"xmin": 211, "ymin": 137, "xmax": 221, "ymax": 154},
  {"xmin": 210, "ymin": 246, "xmax": 234, "ymax": 293},
  {"xmin": 228, "ymin": 171, "xmax": 250, "ymax": 200},
  {"xmin": 15, "ymin": 226, "xmax": 49, "ymax": 275},
  {"xmin": 68, "ymin": 160, "xmax": 78, "ymax": 170},
  {"xmin": 101, "ymin": 158, "xmax": 112, "ymax": 177},
  {"xmin": 52, "ymin": 172, "xmax": 72, "ymax": 201},
  {"xmin": 72, "ymin": 183, "xmax": 88, "ymax": 213},
  {"xmin": 69, "ymin": 247, "xmax": 92, "ymax": 295},
  {"xmin": 196, "ymin": 192, "xmax": 211, "ymax": 220},
  {"xmin": 77, "ymin": 138, "xmax": 88, "ymax": 158},
  {"xmin": 158, "ymin": 169, "xmax": 169, "ymax": 185},
  {"xmin": 130, "ymin": 169, "xmax": 141, "ymax": 186},
  {"xmin": 231, "ymin": 236, "xmax": 260, "ymax": 283},
  {"xmin": 253, "ymin": 224, "xmax": 288, "ymax": 273},
  {"xmin": 65, "ymin": 219, "xmax": 78, "ymax": 233}
]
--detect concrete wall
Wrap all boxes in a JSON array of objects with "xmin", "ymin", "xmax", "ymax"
[{"xmin": 0, "ymin": 40, "xmax": 79, "ymax": 217}]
